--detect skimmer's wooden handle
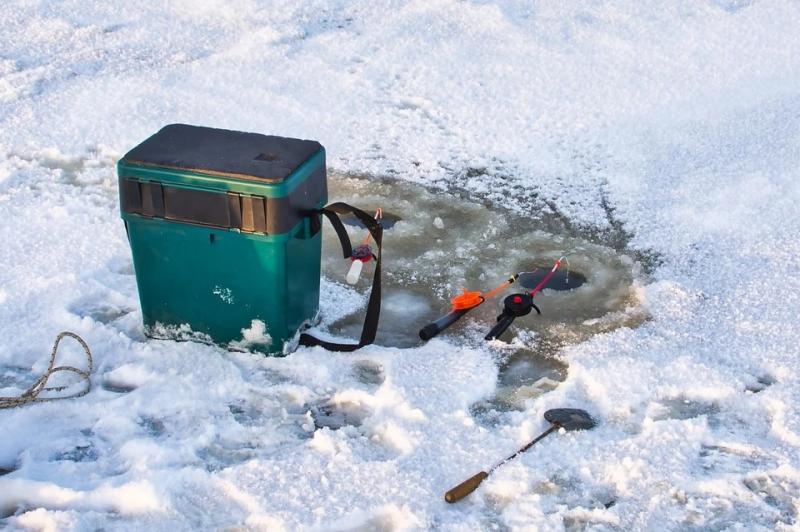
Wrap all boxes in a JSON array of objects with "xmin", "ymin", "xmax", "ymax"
[{"xmin": 444, "ymin": 471, "xmax": 489, "ymax": 503}]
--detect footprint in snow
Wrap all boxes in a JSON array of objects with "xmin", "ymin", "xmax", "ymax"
[
  {"xmin": 310, "ymin": 398, "xmax": 372, "ymax": 430},
  {"xmin": 100, "ymin": 379, "xmax": 137, "ymax": 394},
  {"xmin": 195, "ymin": 441, "xmax": 257, "ymax": 473},
  {"xmin": 743, "ymin": 473, "xmax": 799, "ymax": 524},
  {"xmin": 69, "ymin": 302, "xmax": 134, "ymax": 324},
  {"xmin": 352, "ymin": 359, "xmax": 385, "ymax": 386},
  {"xmin": 52, "ymin": 443, "xmax": 98, "ymax": 463},
  {"xmin": 745, "ymin": 374, "xmax": 776, "ymax": 394},
  {"xmin": 0, "ymin": 365, "xmax": 32, "ymax": 389},
  {"xmin": 649, "ymin": 397, "xmax": 721, "ymax": 427},
  {"xmin": 138, "ymin": 416, "xmax": 166, "ymax": 437},
  {"xmin": 699, "ymin": 443, "xmax": 777, "ymax": 475}
]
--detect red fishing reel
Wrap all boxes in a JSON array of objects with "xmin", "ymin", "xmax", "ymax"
[
  {"xmin": 351, "ymin": 244, "xmax": 375, "ymax": 263},
  {"xmin": 484, "ymin": 257, "xmax": 566, "ymax": 341},
  {"xmin": 484, "ymin": 293, "xmax": 541, "ymax": 340}
]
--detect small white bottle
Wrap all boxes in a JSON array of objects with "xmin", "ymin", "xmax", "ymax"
[{"xmin": 346, "ymin": 260, "xmax": 364, "ymax": 285}]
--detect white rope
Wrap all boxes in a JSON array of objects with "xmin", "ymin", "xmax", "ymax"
[{"xmin": 0, "ymin": 332, "xmax": 93, "ymax": 409}]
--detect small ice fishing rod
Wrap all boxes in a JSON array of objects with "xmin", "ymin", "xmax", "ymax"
[
  {"xmin": 346, "ymin": 208, "xmax": 382, "ymax": 284},
  {"xmin": 444, "ymin": 408, "xmax": 596, "ymax": 503},
  {"xmin": 419, "ymin": 272, "xmax": 529, "ymax": 341},
  {"xmin": 419, "ymin": 257, "xmax": 567, "ymax": 341},
  {"xmin": 484, "ymin": 257, "xmax": 565, "ymax": 341}
]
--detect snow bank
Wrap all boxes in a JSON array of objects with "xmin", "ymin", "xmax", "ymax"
[
  {"xmin": 1, "ymin": 0, "xmax": 800, "ymax": 529},
  {"xmin": 0, "ymin": 479, "xmax": 162, "ymax": 517}
]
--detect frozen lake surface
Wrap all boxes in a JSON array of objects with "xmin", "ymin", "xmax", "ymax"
[{"xmin": 1, "ymin": 1, "xmax": 800, "ymax": 530}]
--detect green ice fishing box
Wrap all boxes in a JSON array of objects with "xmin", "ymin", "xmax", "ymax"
[{"xmin": 119, "ymin": 124, "xmax": 382, "ymax": 355}]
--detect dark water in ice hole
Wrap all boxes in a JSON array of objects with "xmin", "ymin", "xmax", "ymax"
[{"xmin": 323, "ymin": 174, "xmax": 647, "ymax": 414}]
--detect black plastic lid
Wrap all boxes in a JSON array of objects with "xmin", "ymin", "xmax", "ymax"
[{"xmin": 122, "ymin": 124, "xmax": 323, "ymax": 183}]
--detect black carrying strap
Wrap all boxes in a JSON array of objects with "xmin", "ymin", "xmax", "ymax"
[{"xmin": 299, "ymin": 202, "xmax": 383, "ymax": 352}]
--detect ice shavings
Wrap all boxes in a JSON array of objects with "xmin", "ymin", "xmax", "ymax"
[
  {"xmin": 101, "ymin": 363, "xmax": 156, "ymax": 392},
  {"xmin": 8, "ymin": 508, "xmax": 78, "ymax": 532},
  {"xmin": 145, "ymin": 322, "xmax": 215, "ymax": 345},
  {"xmin": 318, "ymin": 278, "xmax": 367, "ymax": 325},
  {"xmin": 324, "ymin": 503, "xmax": 424, "ymax": 531},
  {"xmin": 228, "ymin": 320, "xmax": 272, "ymax": 351}
]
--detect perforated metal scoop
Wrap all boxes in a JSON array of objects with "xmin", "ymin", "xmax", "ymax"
[{"xmin": 544, "ymin": 408, "xmax": 596, "ymax": 431}]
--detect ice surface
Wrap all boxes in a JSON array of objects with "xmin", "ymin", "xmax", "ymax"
[{"xmin": 2, "ymin": 1, "xmax": 800, "ymax": 530}]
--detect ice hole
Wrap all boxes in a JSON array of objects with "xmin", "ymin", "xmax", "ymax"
[{"xmin": 321, "ymin": 174, "xmax": 647, "ymax": 411}]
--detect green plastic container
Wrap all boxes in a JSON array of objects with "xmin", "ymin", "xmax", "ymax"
[{"xmin": 118, "ymin": 124, "xmax": 327, "ymax": 354}]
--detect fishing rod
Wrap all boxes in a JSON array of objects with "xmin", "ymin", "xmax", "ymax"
[
  {"xmin": 420, "ymin": 257, "xmax": 568, "ymax": 341},
  {"xmin": 484, "ymin": 257, "xmax": 567, "ymax": 341},
  {"xmin": 419, "ymin": 272, "xmax": 528, "ymax": 341},
  {"xmin": 444, "ymin": 408, "xmax": 596, "ymax": 503},
  {"xmin": 346, "ymin": 208, "xmax": 382, "ymax": 284}
]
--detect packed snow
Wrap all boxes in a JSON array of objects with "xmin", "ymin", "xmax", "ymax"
[{"xmin": 1, "ymin": 1, "xmax": 800, "ymax": 530}]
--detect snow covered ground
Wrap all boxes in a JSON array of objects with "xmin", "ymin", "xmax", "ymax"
[{"xmin": 2, "ymin": 1, "xmax": 800, "ymax": 530}]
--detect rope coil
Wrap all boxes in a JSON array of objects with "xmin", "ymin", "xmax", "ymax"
[{"xmin": 0, "ymin": 331, "xmax": 93, "ymax": 409}]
